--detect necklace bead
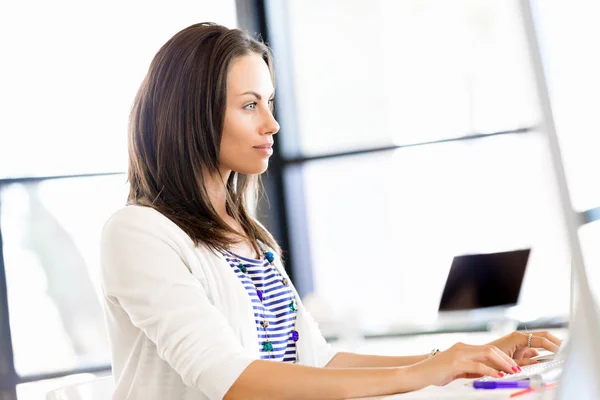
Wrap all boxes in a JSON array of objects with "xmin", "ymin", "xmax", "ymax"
[
  {"xmin": 238, "ymin": 263, "xmax": 247, "ymax": 273},
  {"xmin": 264, "ymin": 251, "xmax": 275, "ymax": 263},
  {"xmin": 262, "ymin": 341, "xmax": 273, "ymax": 352}
]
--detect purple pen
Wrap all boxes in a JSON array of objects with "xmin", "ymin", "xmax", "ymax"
[{"xmin": 473, "ymin": 381, "xmax": 531, "ymax": 389}]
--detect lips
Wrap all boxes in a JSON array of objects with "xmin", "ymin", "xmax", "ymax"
[{"xmin": 253, "ymin": 143, "xmax": 274, "ymax": 156}]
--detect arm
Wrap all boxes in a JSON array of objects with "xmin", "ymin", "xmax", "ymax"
[
  {"xmin": 225, "ymin": 341, "xmax": 525, "ymax": 400},
  {"xmin": 323, "ymin": 329, "xmax": 564, "ymax": 370},
  {"xmin": 325, "ymin": 352, "xmax": 428, "ymax": 368},
  {"xmin": 225, "ymin": 361, "xmax": 415, "ymax": 400},
  {"xmin": 101, "ymin": 210, "xmax": 258, "ymax": 399}
]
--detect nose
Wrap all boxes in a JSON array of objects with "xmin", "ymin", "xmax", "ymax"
[{"xmin": 261, "ymin": 107, "xmax": 280, "ymax": 136}]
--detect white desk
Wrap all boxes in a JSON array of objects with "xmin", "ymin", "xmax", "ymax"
[{"xmin": 358, "ymin": 379, "xmax": 556, "ymax": 399}]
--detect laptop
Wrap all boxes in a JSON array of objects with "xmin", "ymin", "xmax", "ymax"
[{"xmin": 434, "ymin": 248, "xmax": 531, "ymax": 330}]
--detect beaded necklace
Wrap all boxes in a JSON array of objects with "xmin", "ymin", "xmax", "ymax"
[{"xmin": 222, "ymin": 244, "xmax": 300, "ymax": 363}]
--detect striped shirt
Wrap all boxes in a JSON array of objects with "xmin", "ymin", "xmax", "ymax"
[{"xmin": 224, "ymin": 250, "xmax": 298, "ymax": 363}]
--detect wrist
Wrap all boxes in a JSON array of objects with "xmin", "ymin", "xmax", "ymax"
[
  {"xmin": 427, "ymin": 348, "xmax": 441, "ymax": 359},
  {"xmin": 414, "ymin": 352, "xmax": 434, "ymax": 365},
  {"xmin": 394, "ymin": 365, "xmax": 427, "ymax": 394}
]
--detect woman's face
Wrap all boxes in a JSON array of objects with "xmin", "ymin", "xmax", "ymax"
[{"xmin": 219, "ymin": 53, "xmax": 279, "ymax": 175}]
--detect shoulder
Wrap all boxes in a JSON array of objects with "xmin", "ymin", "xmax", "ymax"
[
  {"xmin": 104, "ymin": 204, "xmax": 170, "ymax": 227},
  {"xmin": 100, "ymin": 206, "xmax": 219, "ymax": 280},
  {"xmin": 102, "ymin": 205, "xmax": 194, "ymax": 249}
]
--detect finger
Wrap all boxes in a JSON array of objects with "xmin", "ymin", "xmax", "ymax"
[
  {"xmin": 477, "ymin": 346, "xmax": 519, "ymax": 374},
  {"xmin": 530, "ymin": 336, "xmax": 560, "ymax": 353},
  {"xmin": 491, "ymin": 346, "xmax": 521, "ymax": 373},
  {"xmin": 514, "ymin": 347, "xmax": 539, "ymax": 359},
  {"xmin": 521, "ymin": 348, "xmax": 540, "ymax": 359},
  {"xmin": 532, "ymin": 331, "xmax": 563, "ymax": 347},
  {"xmin": 515, "ymin": 358, "xmax": 539, "ymax": 367},
  {"xmin": 459, "ymin": 360, "xmax": 504, "ymax": 379}
]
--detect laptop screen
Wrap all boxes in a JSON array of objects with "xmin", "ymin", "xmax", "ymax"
[{"xmin": 438, "ymin": 248, "xmax": 531, "ymax": 311}]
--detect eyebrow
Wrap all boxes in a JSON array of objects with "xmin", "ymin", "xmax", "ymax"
[{"xmin": 240, "ymin": 91, "xmax": 275, "ymax": 100}]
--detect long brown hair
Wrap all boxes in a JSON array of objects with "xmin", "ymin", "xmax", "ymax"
[{"xmin": 127, "ymin": 22, "xmax": 281, "ymax": 255}]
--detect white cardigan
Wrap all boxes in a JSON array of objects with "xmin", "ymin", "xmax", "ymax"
[{"xmin": 100, "ymin": 205, "xmax": 338, "ymax": 400}]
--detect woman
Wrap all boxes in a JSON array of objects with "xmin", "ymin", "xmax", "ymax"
[{"xmin": 100, "ymin": 22, "xmax": 561, "ymax": 399}]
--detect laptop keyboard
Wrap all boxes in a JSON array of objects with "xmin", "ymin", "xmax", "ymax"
[{"xmin": 477, "ymin": 360, "xmax": 564, "ymax": 382}]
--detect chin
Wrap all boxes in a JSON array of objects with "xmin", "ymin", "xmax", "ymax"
[{"xmin": 235, "ymin": 162, "xmax": 269, "ymax": 175}]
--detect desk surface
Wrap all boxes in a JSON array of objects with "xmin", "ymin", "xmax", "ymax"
[{"xmin": 360, "ymin": 379, "xmax": 556, "ymax": 399}]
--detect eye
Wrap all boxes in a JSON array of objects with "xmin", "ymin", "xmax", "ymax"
[
  {"xmin": 268, "ymin": 98, "xmax": 275, "ymax": 111},
  {"xmin": 243, "ymin": 102, "xmax": 257, "ymax": 111}
]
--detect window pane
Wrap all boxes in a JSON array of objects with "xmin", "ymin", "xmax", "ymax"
[
  {"xmin": 0, "ymin": 0, "xmax": 237, "ymax": 179},
  {"xmin": 0, "ymin": 175, "xmax": 128, "ymax": 376},
  {"xmin": 295, "ymin": 134, "xmax": 570, "ymax": 334},
  {"xmin": 535, "ymin": 0, "xmax": 600, "ymax": 211},
  {"xmin": 282, "ymin": 0, "xmax": 538, "ymax": 157}
]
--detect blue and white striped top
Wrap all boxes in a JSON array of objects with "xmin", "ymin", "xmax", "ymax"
[{"xmin": 223, "ymin": 250, "xmax": 298, "ymax": 363}]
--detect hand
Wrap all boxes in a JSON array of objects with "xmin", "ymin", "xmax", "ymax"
[
  {"xmin": 405, "ymin": 342, "xmax": 522, "ymax": 389},
  {"xmin": 487, "ymin": 331, "xmax": 562, "ymax": 366}
]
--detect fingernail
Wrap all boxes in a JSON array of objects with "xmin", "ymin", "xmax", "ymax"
[
  {"xmin": 498, "ymin": 371, "xmax": 505, "ymax": 377},
  {"xmin": 512, "ymin": 366, "xmax": 519, "ymax": 372},
  {"xmin": 518, "ymin": 366, "xmax": 522, "ymax": 372}
]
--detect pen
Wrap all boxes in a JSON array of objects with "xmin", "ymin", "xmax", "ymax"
[
  {"xmin": 510, "ymin": 383, "xmax": 558, "ymax": 398},
  {"xmin": 473, "ymin": 381, "xmax": 531, "ymax": 389}
]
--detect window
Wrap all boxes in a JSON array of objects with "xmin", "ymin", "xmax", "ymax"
[
  {"xmin": 1, "ymin": 175, "xmax": 127, "ymax": 376},
  {"xmin": 0, "ymin": 0, "xmax": 237, "ymax": 179},
  {"xmin": 281, "ymin": 0, "xmax": 538, "ymax": 157}
]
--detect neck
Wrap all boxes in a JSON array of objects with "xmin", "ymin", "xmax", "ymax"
[{"xmin": 203, "ymin": 167, "xmax": 231, "ymax": 221}]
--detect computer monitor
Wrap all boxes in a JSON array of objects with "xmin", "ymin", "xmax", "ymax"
[
  {"xmin": 517, "ymin": 0, "xmax": 600, "ymax": 396},
  {"xmin": 438, "ymin": 249, "xmax": 531, "ymax": 312}
]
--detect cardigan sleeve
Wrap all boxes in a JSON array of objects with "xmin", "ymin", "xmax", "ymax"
[{"xmin": 100, "ymin": 208, "xmax": 256, "ymax": 400}]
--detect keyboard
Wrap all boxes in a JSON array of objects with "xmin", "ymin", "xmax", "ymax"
[{"xmin": 476, "ymin": 360, "xmax": 564, "ymax": 382}]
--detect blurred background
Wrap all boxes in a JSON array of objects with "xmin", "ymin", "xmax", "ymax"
[{"xmin": 0, "ymin": 0, "xmax": 599, "ymax": 398}]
